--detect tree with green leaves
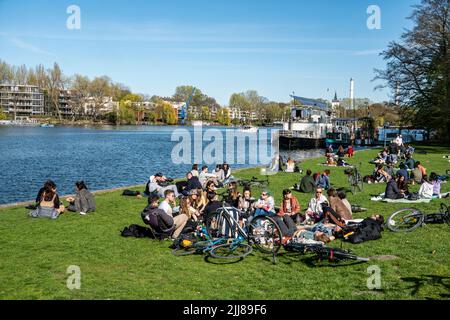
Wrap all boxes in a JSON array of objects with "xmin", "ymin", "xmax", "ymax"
[
  {"xmin": 216, "ymin": 108, "xmax": 231, "ymax": 126},
  {"xmin": 375, "ymin": 0, "xmax": 449, "ymax": 141}
]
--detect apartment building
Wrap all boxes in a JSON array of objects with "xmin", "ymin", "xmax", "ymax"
[{"xmin": 0, "ymin": 83, "xmax": 44, "ymax": 118}]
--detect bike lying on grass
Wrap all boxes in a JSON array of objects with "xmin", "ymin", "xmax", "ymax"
[
  {"xmin": 172, "ymin": 202, "xmax": 282, "ymax": 259},
  {"xmin": 237, "ymin": 175, "xmax": 270, "ymax": 189},
  {"xmin": 283, "ymin": 241, "xmax": 370, "ymax": 263},
  {"xmin": 386, "ymin": 203, "xmax": 450, "ymax": 232}
]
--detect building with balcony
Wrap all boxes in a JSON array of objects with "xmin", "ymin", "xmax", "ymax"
[{"xmin": 0, "ymin": 83, "xmax": 44, "ymax": 118}]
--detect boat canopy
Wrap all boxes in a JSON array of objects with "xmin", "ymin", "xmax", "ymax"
[{"xmin": 290, "ymin": 95, "xmax": 329, "ymax": 111}]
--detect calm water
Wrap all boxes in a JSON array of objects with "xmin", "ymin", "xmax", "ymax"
[{"xmin": 0, "ymin": 125, "xmax": 325, "ymax": 205}]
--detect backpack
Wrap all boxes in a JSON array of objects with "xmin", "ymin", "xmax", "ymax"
[{"xmin": 120, "ymin": 224, "xmax": 153, "ymax": 238}]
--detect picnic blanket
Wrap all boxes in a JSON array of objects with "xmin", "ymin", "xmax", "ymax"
[{"xmin": 370, "ymin": 195, "xmax": 432, "ymax": 203}]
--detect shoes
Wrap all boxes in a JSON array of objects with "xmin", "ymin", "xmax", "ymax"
[{"xmin": 281, "ymin": 236, "xmax": 292, "ymax": 245}]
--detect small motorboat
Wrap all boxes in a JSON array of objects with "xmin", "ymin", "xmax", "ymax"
[{"xmin": 40, "ymin": 123, "xmax": 55, "ymax": 128}]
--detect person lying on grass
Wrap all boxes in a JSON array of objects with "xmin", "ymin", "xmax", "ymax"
[{"xmin": 292, "ymin": 222, "xmax": 341, "ymax": 244}]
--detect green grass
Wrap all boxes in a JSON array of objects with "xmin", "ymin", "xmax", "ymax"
[{"xmin": 1, "ymin": 146, "xmax": 449, "ymax": 300}]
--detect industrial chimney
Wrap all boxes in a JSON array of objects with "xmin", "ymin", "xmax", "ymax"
[{"xmin": 349, "ymin": 78, "xmax": 354, "ymax": 109}]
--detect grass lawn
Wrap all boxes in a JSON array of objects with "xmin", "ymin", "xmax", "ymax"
[{"xmin": 1, "ymin": 146, "xmax": 449, "ymax": 300}]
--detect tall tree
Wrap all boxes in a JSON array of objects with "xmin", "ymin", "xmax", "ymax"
[
  {"xmin": 88, "ymin": 76, "xmax": 112, "ymax": 120},
  {"xmin": 375, "ymin": 0, "xmax": 449, "ymax": 141},
  {"xmin": 46, "ymin": 62, "xmax": 67, "ymax": 120}
]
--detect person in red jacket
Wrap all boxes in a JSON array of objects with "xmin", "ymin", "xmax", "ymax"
[{"xmin": 276, "ymin": 189, "xmax": 301, "ymax": 240}]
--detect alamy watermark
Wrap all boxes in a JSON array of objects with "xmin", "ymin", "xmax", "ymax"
[
  {"xmin": 367, "ymin": 265, "xmax": 381, "ymax": 290},
  {"xmin": 66, "ymin": 265, "xmax": 81, "ymax": 290},
  {"xmin": 171, "ymin": 126, "xmax": 280, "ymax": 174},
  {"xmin": 66, "ymin": 5, "xmax": 81, "ymax": 30},
  {"xmin": 367, "ymin": 5, "xmax": 381, "ymax": 30}
]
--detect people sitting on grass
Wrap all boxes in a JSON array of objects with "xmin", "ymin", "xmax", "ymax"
[
  {"xmin": 337, "ymin": 190, "xmax": 352, "ymax": 216},
  {"xmin": 336, "ymin": 145, "xmax": 346, "ymax": 158},
  {"xmin": 411, "ymin": 162, "xmax": 423, "ymax": 185},
  {"xmin": 278, "ymin": 189, "xmax": 302, "ymax": 224},
  {"xmin": 416, "ymin": 161, "xmax": 427, "ymax": 176},
  {"xmin": 430, "ymin": 172, "xmax": 443, "ymax": 197},
  {"xmin": 30, "ymin": 180, "xmax": 65, "ymax": 219},
  {"xmin": 373, "ymin": 164, "xmax": 391, "ymax": 183},
  {"xmin": 66, "ymin": 181, "xmax": 96, "ymax": 215},
  {"xmin": 203, "ymin": 191, "xmax": 223, "ymax": 225},
  {"xmin": 177, "ymin": 172, "xmax": 202, "ymax": 196},
  {"xmin": 304, "ymin": 187, "xmax": 328, "ymax": 223},
  {"xmin": 327, "ymin": 188, "xmax": 352, "ymax": 221},
  {"xmin": 397, "ymin": 174, "xmax": 410, "ymax": 197},
  {"xmin": 214, "ymin": 164, "xmax": 225, "ymax": 183},
  {"xmin": 295, "ymin": 169, "xmax": 316, "ymax": 194},
  {"xmin": 180, "ymin": 196, "xmax": 201, "ymax": 222},
  {"xmin": 158, "ymin": 190, "xmax": 187, "ymax": 239},
  {"xmin": 191, "ymin": 164, "xmax": 199, "ymax": 177},
  {"xmin": 326, "ymin": 154, "xmax": 337, "ymax": 166},
  {"xmin": 396, "ymin": 163, "xmax": 410, "ymax": 181},
  {"xmin": 199, "ymin": 166, "xmax": 220, "ymax": 188},
  {"xmin": 141, "ymin": 196, "xmax": 175, "ymax": 236},
  {"xmin": 238, "ymin": 188, "xmax": 255, "ymax": 218},
  {"xmin": 225, "ymin": 181, "xmax": 241, "ymax": 207},
  {"xmin": 316, "ymin": 170, "xmax": 331, "ymax": 190},
  {"xmin": 222, "ymin": 163, "xmax": 233, "ymax": 184},
  {"xmin": 148, "ymin": 173, "xmax": 180, "ymax": 198},
  {"xmin": 285, "ymin": 158, "xmax": 296, "ymax": 173},
  {"xmin": 404, "ymin": 153, "xmax": 416, "ymax": 170},
  {"xmin": 418, "ymin": 175, "xmax": 434, "ymax": 199},
  {"xmin": 385, "ymin": 175, "xmax": 406, "ymax": 200},
  {"xmin": 346, "ymin": 145, "xmax": 354, "ymax": 157},
  {"xmin": 253, "ymin": 191, "xmax": 276, "ymax": 217},
  {"xmin": 188, "ymin": 189, "xmax": 206, "ymax": 213}
]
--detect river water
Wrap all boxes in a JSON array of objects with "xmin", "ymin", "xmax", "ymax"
[{"xmin": 0, "ymin": 125, "xmax": 325, "ymax": 205}]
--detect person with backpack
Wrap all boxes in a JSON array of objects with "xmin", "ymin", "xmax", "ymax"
[{"xmin": 141, "ymin": 196, "xmax": 176, "ymax": 238}]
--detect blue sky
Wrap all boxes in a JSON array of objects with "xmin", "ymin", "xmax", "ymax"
[{"xmin": 0, "ymin": 0, "xmax": 419, "ymax": 105}]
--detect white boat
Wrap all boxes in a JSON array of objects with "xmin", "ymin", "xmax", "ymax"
[
  {"xmin": 191, "ymin": 120, "xmax": 211, "ymax": 126},
  {"xmin": 40, "ymin": 124, "xmax": 55, "ymax": 128}
]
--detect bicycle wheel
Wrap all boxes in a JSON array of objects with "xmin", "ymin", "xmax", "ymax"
[
  {"xmin": 248, "ymin": 216, "xmax": 282, "ymax": 254},
  {"xmin": 440, "ymin": 203, "xmax": 450, "ymax": 226},
  {"xmin": 209, "ymin": 243, "xmax": 253, "ymax": 259},
  {"xmin": 387, "ymin": 208, "xmax": 424, "ymax": 232},
  {"xmin": 172, "ymin": 241, "xmax": 211, "ymax": 256}
]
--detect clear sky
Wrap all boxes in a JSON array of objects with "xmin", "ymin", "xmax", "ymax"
[{"xmin": 0, "ymin": 0, "xmax": 419, "ymax": 105}]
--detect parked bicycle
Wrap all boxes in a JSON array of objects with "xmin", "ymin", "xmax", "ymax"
[
  {"xmin": 283, "ymin": 241, "xmax": 370, "ymax": 263},
  {"xmin": 237, "ymin": 175, "xmax": 270, "ymax": 189},
  {"xmin": 172, "ymin": 202, "xmax": 282, "ymax": 259},
  {"xmin": 345, "ymin": 163, "xmax": 364, "ymax": 194},
  {"xmin": 386, "ymin": 203, "xmax": 450, "ymax": 232}
]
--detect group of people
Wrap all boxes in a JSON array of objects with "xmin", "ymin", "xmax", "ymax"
[
  {"xmin": 325, "ymin": 145, "xmax": 353, "ymax": 167},
  {"xmin": 295, "ymin": 169, "xmax": 331, "ymax": 193},
  {"xmin": 30, "ymin": 180, "xmax": 96, "ymax": 219}
]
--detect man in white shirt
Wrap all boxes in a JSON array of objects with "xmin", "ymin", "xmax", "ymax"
[
  {"xmin": 149, "ymin": 173, "xmax": 180, "ymax": 198},
  {"xmin": 158, "ymin": 190, "xmax": 187, "ymax": 239},
  {"xmin": 198, "ymin": 166, "xmax": 218, "ymax": 188}
]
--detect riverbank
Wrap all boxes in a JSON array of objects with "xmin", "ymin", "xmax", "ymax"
[{"xmin": 0, "ymin": 146, "xmax": 449, "ymax": 299}]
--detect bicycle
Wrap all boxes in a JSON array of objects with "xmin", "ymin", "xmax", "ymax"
[
  {"xmin": 345, "ymin": 163, "xmax": 364, "ymax": 194},
  {"xmin": 173, "ymin": 202, "xmax": 282, "ymax": 259},
  {"xmin": 237, "ymin": 175, "xmax": 270, "ymax": 189},
  {"xmin": 283, "ymin": 242, "xmax": 370, "ymax": 263},
  {"xmin": 386, "ymin": 203, "xmax": 450, "ymax": 232}
]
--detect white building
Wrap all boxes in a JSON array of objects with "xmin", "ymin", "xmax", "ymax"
[{"xmin": 0, "ymin": 83, "xmax": 44, "ymax": 118}]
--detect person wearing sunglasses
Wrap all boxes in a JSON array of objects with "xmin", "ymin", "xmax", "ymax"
[
  {"xmin": 304, "ymin": 187, "xmax": 328, "ymax": 224},
  {"xmin": 253, "ymin": 191, "xmax": 275, "ymax": 217}
]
